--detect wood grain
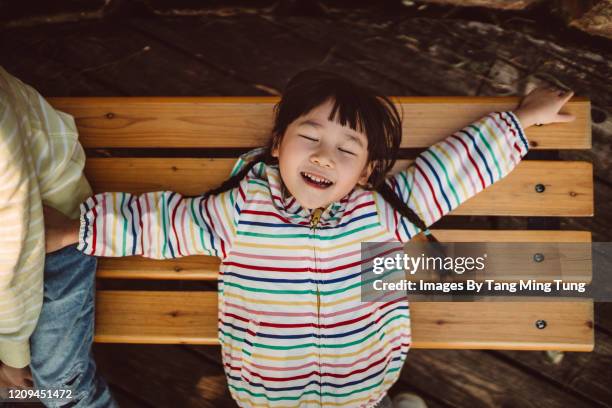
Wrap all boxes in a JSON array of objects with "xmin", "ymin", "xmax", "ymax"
[
  {"xmin": 94, "ymin": 291, "xmax": 594, "ymax": 351},
  {"xmin": 97, "ymin": 229, "xmax": 591, "ymax": 280},
  {"xmin": 495, "ymin": 330, "xmax": 612, "ymax": 407},
  {"xmin": 85, "ymin": 158, "xmax": 594, "ymax": 216},
  {"xmin": 48, "ymin": 97, "xmax": 591, "ymax": 149},
  {"xmin": 93, "ymin": 343, "xmax": 236, "ymax": 408}
]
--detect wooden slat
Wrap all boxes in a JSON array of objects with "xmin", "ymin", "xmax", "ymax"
[
  {"xmin": 95, "ymin": 291, "xmax": 218, "ymax": 345},
  {"xmin": 410, "ymin": 301, "xmax": 593, "ymax": 351},
  {"xmin": 98, "ymin": 256, "xmax": 219, "ymax": 280},
  {"xmin": 85, "ymin": 158, "xmax": 594, "ymax": 216},
  {"xmin": 97, "ymin": 229, "xmax": 591, "ymax": 280},
  {"xmin": 48, "ymin": 96, "xmax": 591, "ymax": 149},
  {"xmin": 94, "ymin": 291, "xmax": 594, "ymax": 351}
]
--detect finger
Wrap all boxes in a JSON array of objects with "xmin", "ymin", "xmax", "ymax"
[
  {"xmin": 16, "ymin": 371, "xmax": 31, "ymax": 387},
  {"xmin": 10, "ymin": 376, "xmax": 27, "ymax": 388},
  {"xmin": 556, "ymin": 113, "xmax": 576, "ymax": 122},
  {"xmin": 524, "ymin": 82, "xmax": 536, "ymax": 94},
  {"xmin": 525, "ymin": 82, "xmax": 541, "ymax": 95}
]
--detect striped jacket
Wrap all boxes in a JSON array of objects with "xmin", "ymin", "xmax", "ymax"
[
  {"xmin": 0, "ymin": 66, "xmax": 92, "ymax": 368},
  {"xmin": 78, "ymin": 111, "xmax": 528, "ymax": 407}
]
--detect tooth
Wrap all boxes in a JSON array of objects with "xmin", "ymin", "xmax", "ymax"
[{"xmin": 303, "ymin": 172, "xmax": 331, "ymax": 184}]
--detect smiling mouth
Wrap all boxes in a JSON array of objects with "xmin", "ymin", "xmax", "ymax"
[{"xmin": 300, "ymin": 172, "xmax": 334, "ymax": 189}]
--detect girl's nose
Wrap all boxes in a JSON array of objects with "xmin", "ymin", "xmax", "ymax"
[{"xmin": 310, "ymin": 152, "xmax": 333, "ymax": 168}]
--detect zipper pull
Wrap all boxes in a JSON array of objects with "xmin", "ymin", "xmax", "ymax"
[{"xmin": 310, "ymin": 207, "xmax": 323, "ymax": 229}]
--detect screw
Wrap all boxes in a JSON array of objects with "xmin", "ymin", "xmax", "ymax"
[
  {"xmin": 106, "ymin": 112, "xmax": 115, "ymax": 119},
  {"xmin": 533, "ymin": 253, "xmax": 545, "ymax": 262},
  {"xmin": 535, "ymin": 184, "xmax": 545, "ymax": 193},
  {"xmin": 535, "ymin": 320, "xmax": 547, "ymax": 329}
]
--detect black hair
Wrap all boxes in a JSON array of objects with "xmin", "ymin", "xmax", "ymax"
[{"xmin": 204, "ymin": 69, "xmax": 440, "ymax": 244}]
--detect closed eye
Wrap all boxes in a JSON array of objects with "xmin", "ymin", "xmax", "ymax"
[
  {"xmin": 299, "ymin": 135, "xmax": 318, "ymax": 142},
  {"xmin": 339, "ymin": 148, "xmax": 356, "ymax": 156},
  {"xmin": 300, "ymin": 134, "xmax": 355, "ymax": 155}
]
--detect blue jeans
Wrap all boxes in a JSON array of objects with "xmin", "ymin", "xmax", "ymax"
[{"xmin": 29, "ymin": 245, "xmax": 117, "ymax": 408}]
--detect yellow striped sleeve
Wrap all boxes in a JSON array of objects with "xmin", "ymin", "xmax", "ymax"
[
  {"xmin": 0, "ymin": 66, "xmax": 92, "ymax": 368},
  {"xmin": 0, "ymin": 78, "xmax": 43, "ymax": 368}
]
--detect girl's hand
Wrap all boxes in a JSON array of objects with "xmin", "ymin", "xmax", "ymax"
[
  {"xmin": 0, "ymin": 362, "xmax": 33, "ymax": 388},
  {"xmin": 43, "ymin": 205, "xmax": 79, "ymax": 253},
  {"xmin": 514, "ymin": 85, "xmax": 576, "ymax": 128}
]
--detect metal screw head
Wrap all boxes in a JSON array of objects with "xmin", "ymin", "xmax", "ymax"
[
  {"xmin": 535, "ymin": 319, "xmax": 547, "ymax": 329},
  {"xmin": 535, "ymin": 184, "xmax": 545, "ymax": 193},
  {"xmin": 106, "ymin": 112, "xmax": 115, "ymax": 119},
  {"xmin": 533, "ymin": 253, "xmax": 545, "ymax": 263}
]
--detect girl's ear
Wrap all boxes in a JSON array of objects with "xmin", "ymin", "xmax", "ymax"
[{"xmin": 357, "ymin": 162, "xmax": 375, "ymax": 187}]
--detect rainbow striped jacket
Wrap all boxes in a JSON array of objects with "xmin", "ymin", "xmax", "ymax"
[{"xmin": 78, "ymin": 111, "xmax": 528, "ymax": 407}]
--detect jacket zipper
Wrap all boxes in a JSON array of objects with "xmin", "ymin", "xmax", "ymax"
[
  {"xmin": 310, "ymin": 208, "xmax": 323, "ymax": 317},
  {"xmin": 310, "ymin": 207, "xmax": 323, "ymax": 407}
]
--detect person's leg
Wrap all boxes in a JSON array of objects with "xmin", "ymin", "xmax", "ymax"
[{"xmin": 29, "ymin": 244, "xmax": 117, "ymax": 408}]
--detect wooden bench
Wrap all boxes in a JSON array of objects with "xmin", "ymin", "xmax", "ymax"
[{"xmin": 49, "ymin": 96, "xmax": 595, "ymax": 352}]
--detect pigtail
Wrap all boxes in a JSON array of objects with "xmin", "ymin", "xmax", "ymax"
[
  {"xmin": 196, "ymin": 148, "xmax": 275, "ymax": 199},
  {"xmin": 375, "ymin": 179, "xmax": 439, "ymax": 243},
  {"xmin": 375, "ymin": 177, "xmax": 450, "ymax": 280}
]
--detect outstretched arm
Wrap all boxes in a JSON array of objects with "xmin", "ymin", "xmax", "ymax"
[
  {"xmin": 46, "ymin": 152, "xmax": 262, "ymax": 260},
  {"xmin": 48, "ymin": 187, "xmax": 246, "ymax": 260},
  {"xmin": 385, "ymin": 111, "xmax": 528, "ymax": 241},
  {"xmin": 76, "ymin": 190, "xmax": 246, "ymax": 259},
  {"xmin": 381, "ymin": 85, "xmax": 575, "ymax": 241}
]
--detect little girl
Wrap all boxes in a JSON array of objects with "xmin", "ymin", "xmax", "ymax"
[{"xmin": 47, "ymin": 69, "xmax": 575, "ymax": 408}]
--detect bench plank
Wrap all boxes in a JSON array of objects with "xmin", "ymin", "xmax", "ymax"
[
  {"xmin": 85, "ymin": 158, "xmax": 594, "ymax": 216},
  {"xmin": 97, "ymin": 230, "xmax": 591, "ymax": 280},
  {"xmin": 48, "ymin": 97, "xmax": 591, "ymax": 149},
  {"xmin": 94, "ymin": 291, "xmax": 594, "ymax": 351}
]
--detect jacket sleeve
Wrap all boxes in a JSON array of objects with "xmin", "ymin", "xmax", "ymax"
[
  {"xmin": 0, "ymin": 88, "xmax": 41, "ymax": 368},
  {"xmin": 77, "ymin": 156, "xmax": 255, "ymax": 260},
  {"xmin": 380, "ymin": 111, "xmax": 529, "ymax": 242},
  {"xmin": 77, "ymin": 182, "xmax": 246, "ymax": 259}
]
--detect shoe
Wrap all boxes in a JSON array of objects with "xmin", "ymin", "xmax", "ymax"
[{"xmin": 392, "ymin": 392, "xmax": 428, "ymax": 408}]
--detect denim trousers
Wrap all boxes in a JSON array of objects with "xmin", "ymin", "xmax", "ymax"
[{"xmin": 29, "ymin": 245, "xmax": 117, "ymax": 408}]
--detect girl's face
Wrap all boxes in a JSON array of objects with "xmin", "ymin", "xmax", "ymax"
[{"xmin": 272, "ymin": 99, "xmax": 373, "ymax": 210}]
